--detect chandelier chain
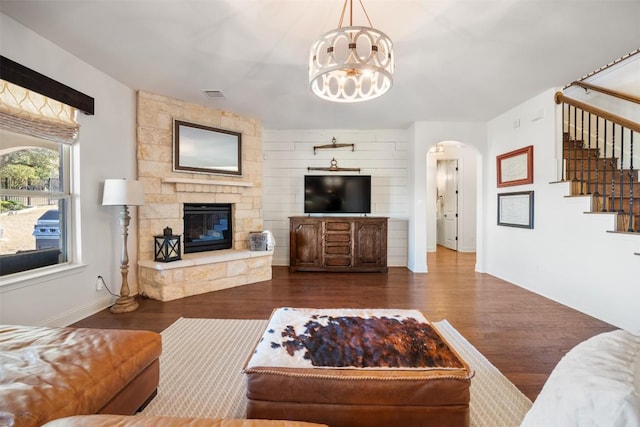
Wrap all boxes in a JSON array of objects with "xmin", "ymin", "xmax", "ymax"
[
  {"xmin": 358, "ymin": 0, "xmax": 374, "ymax": 27},
  {"xmin": 337, "ymin": 0, "xmax": 374, "ymax": 29}
]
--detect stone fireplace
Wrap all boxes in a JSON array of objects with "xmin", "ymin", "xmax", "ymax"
[{"xmin": 135, "ymin": 91, "xmax": 272, "ymax": 302}]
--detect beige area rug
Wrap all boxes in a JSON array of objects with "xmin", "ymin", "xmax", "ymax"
[{"xmin": 141, "ymin": 317, "xmax": 532, "ymax": 427}]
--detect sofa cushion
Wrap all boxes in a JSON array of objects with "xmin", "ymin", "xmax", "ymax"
[
  {"xmin": 520, "ymin": 329, "xmax": 640, "ymax": 427},
  {"xmin": 41, "ymin": 415, "xmax": 328, "ymax": 427},
  {"xmin": 0, "ymin": 325, "xmax": 161, "ymax": 427}
]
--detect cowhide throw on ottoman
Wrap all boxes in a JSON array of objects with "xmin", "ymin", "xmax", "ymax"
[
  {"xmin": 245, "ymin": 307, "xmax": 464, "ymax": 370},
  {"xmin": 244, "ymin": 308, "xmax": 472, "ymax": 427}
]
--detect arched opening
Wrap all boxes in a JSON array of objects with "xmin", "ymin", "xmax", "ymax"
[{"xmin": 426, "ymin": 141, "xmax": 480, "ymax": 257}]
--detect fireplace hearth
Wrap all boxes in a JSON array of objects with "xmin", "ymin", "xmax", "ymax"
[{"xmin": 183, "ymin": 203, "xmax": 232, "ymax": 253}]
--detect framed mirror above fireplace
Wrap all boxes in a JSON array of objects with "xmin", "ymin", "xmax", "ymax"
[
  {"xmin": 173, "ymin": 120, "xmax": 242, "ymax": 176},
  {"xmin": 183, "ymin": 203, "xmax": 233, "ymax": 253}
]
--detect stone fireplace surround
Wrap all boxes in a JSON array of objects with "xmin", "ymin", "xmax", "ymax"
[{"xmin": 135, "ymin": 91, "xmax": 272, "ymax": 302}]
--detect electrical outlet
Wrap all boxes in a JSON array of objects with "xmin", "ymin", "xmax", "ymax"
[{"xmin": 96, "ymin": 275, "xmax": 104, "ymax": 291}]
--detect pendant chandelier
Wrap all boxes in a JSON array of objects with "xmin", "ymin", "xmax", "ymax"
[{"xmin": 309, "ymin": 0, "xmax": 394, "ymax": 103}]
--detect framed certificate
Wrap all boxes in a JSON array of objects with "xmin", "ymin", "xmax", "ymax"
[
  {"xmin": 497, "ymin": 145, "xmax": 533, "ymax": 187},
  {"xmin": 497, "ymin": 191, "xmax": 534, "ymax": 229}
]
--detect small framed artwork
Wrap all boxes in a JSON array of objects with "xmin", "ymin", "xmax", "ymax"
[
  {"xmin": 496, "ymin": 145, "xmax": 533, "ymax": 187},
  {"xmin": 173, "ymin": 120, "xmax": 242, "ymax": 176},
  {"xmin": 497, "ymin": 191, "xmax": 534, "ymax": 229}
]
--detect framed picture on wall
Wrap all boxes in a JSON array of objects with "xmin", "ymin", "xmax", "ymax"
[
  {"xmin": 497, "ymin": 191, "xmax": 534, "ymax": 229},
  {"xmin": 496, "ymin": 145, "xmax": 533, "ymax": 187},
  {"xmin": 173, "ymin": 120, "xmax": 242, "ymax": 176}
]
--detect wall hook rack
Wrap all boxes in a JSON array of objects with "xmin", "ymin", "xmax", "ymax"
[
  {"xmin": 313, "ymin": 137, "xmax": 355, "ymax": 155},
  {"xmin": 307, "ymin": 157, "xmax": 361, "ymax": 173}
]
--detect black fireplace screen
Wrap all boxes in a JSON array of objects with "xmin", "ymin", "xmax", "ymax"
[{"xmin": 183, "ymin": 203, "xmax": 232, "ymax": 253}]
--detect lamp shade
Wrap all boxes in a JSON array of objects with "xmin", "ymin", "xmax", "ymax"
[{"xmin": 102, "ymin": 178, "xmax": 145, "ymax": 206}]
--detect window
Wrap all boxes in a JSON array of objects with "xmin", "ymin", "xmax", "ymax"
[
  {"xmin": 0, "ymin": 130, "xmax": 72, "ymax": 275},
  {"xmin": 0, "ymin": 79, "xmax": 77, "ymax": 276}
]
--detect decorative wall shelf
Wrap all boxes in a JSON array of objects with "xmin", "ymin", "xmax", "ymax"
[
  {"xmin": 313, "ymin": 137, "xmax": 355, "ymax": 155},
  {"xmin": 307, "ymin": 158, "xmax": 361, "ymax": 173}
]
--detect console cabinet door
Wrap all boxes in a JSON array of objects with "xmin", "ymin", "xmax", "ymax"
[
  {"xmin": 353, "ymin": 219, "xmax": 387, "ymax": 270},
  {"xmin": 289, "ymin": 218, "xmax": 322, "ymax": 270}
]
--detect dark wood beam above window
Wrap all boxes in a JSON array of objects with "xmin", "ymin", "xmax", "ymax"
[{"xmin": 0, "ymin": 55, "xmax": 95, "ymax": 115}]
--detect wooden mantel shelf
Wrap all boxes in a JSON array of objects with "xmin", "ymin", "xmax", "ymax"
[{"xmin": 162, "ymin": 177, "xmax": 253, "ymax": 187}]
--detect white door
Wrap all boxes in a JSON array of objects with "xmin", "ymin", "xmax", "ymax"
[{"xmin": 442, "ymin": 160, "xmax": 459, "ymax": 251}]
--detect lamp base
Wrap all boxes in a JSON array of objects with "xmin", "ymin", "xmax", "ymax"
[{"xmin": 110, "ymin": 296, "xmax": 139, "ymax": 314}]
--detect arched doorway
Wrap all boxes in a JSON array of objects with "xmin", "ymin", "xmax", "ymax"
[{"xmin": 426, "ymin": 141, "xmax": 479, "ymax": 254}]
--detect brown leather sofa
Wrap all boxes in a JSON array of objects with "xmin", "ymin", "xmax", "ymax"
[
  {"xmin": 0, "ymin": 324, "xmax": 161, "ymax": 427},
  {"xmin": 41, "ymin": 415, "xmax": 328, "ymax": 427}
]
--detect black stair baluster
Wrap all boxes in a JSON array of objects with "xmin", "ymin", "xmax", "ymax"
[
  {"xmin": 565, "ymin": 103, "xmax": 573, "ymax": 182},
  {"xmin": 568, "ymin": 105, "xmax": 572, "ymax": 181},
  {"xmin": 610, "ymin": 124, "xmax": 616, "ymax": 212},
  {"xmin": 565, "ymin": 104, "xmax": 572, "ymax": 182},
  {"xmin": 629, "ymin": 131, "xmax": 635, "ymax": 232},
  {"xmin": 594, "ymin": 116, "xmax": 600, "ymax": 198},
  {"xmin": 587, "ymin": 112, "xmax": 592, "ymax": 194},
  {"xmin": 618, "ymin": 127, "xmax": 625, "ymax": 215},
  {"xmin": 580, "ymin": 109, "xmax": 585, "ymax": 194},
  {"xmin": 601, "ymin": 120, "xmax": 608, "ymax": 211},
  {"xmin": 573, "ymin": 106, "xmax": 578, "ymax": 182}
]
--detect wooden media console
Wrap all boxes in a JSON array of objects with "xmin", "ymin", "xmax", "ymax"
[{"xmin": 289, "ymin": 216, "xmax": 387, "ymax": 272}]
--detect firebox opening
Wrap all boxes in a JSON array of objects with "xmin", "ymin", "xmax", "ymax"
[{"xmin": 183, "ymin": 203, "xmax": 232, "ymax": 253}]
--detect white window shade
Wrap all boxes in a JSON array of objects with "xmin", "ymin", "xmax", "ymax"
[{"xmin": 0, "ymin": 79, "xmax": 79, "ymax": 144}]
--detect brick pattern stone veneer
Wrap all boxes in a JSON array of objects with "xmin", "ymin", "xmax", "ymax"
[{"xmin": 135, "ymin": 91, "xmax": 272, "ymax": 301}]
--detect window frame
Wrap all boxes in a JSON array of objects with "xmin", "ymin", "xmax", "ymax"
[{"xmin": 0, "ymin": 137, "xmax": 74, "ymax": 278}]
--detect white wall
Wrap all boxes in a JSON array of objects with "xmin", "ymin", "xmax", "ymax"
[
  {"xmin": 0, "ymin": 14, "xmax": 138, "ymax": 326},
  {"xmin": 484, "ymin": 88, "xmax": 640, "ymax": 331},
  {"xmin": 262, "ymin": 130, "xmax": 409, "ymax": 267}
]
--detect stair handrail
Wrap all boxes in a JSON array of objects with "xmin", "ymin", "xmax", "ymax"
[
  {"xmin": 571, "ymin": 49, "xmax": 639, "ymax": 84},
  {"xmin": 568, "ymin": 81, "xmax": 640, "ymax": 105},
  {"xmin": 554, "ymin": 92, "xmax": 640, "ymax": 134}
]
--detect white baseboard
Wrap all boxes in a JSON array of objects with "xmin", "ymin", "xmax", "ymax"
[{"xmin": 40, "ymin": 295, "xmax": 115, "ymax": 327}]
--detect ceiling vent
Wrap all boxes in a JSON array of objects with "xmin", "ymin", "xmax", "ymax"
[{"xmin": 203, "ymin": 90, "xmax": 225, "ymax": 99}]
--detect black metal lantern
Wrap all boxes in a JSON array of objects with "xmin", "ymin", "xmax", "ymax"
[{"xmin": 154, "ymin": 227, "xmax": 181, "ymax": 262}]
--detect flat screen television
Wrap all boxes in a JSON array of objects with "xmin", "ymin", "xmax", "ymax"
[{"xmin": 304, "ymin": 175, "xmax": 371, "ymax": 214}]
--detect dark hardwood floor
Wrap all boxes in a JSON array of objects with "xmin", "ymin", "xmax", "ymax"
[{"xmin": 72, "ymin": 247, "xmax": 615, "ymax": 401}]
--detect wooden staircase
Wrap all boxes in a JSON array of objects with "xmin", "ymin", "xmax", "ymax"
[{"xmin": 563, "ymin": 132, "xmax": 639, "ymax": 233}]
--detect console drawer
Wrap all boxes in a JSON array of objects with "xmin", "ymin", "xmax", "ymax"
[
  {"xmin": 325, "ymin": 233, "xmax": 351, "ymax": 243},
  {"xmin": 325, "ymin": 222, "xmax": 351, "ymax": 232},
  {"xmin": 324, "ymin": 256, "xmax": 352, "ymax": 267},
  {"xmin": 325, "ymin": 245, "xmax": 351, "ymax": 255}
]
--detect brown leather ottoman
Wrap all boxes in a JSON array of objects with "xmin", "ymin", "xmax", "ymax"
[{"xmin": 243, "ymin": 308, "xmax": 472, "ymax": 427}]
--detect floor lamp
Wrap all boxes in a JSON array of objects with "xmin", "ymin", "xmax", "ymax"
[{"xmin": 102, "ymin": 178, "xmax": 145, "ymax": 314}]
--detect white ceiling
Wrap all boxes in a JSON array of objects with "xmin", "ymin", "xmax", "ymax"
[{"xmin": 1, "ymin": 0, "xmax": 639, "ymax": 129}]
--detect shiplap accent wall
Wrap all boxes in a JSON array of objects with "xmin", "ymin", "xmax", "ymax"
[{"xmin": 262, "ymin": 129, "xmax": 409, "ymax": 267}]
